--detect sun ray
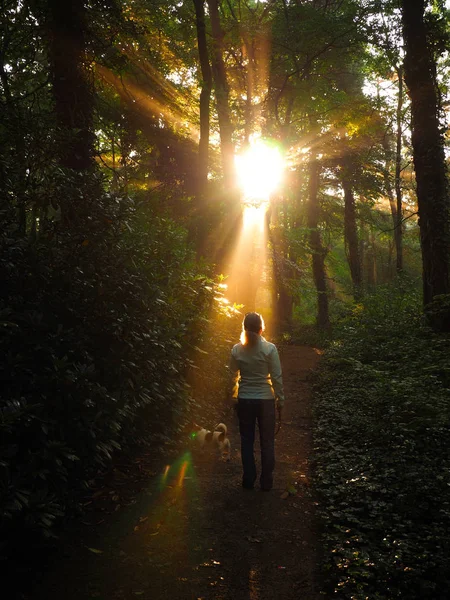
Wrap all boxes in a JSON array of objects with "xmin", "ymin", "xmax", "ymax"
[{"xmin": 95, "ymin": 64, "xmax": 199, "ymax": 141}]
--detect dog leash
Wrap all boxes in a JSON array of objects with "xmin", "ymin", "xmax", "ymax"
[{"xmin": 275, "ymin": 409, "xmax": 282, "ymax": 437}]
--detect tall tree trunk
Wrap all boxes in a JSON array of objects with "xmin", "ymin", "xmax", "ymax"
[
  {"xmin": 341, "ymin": 173, "xmax": 363, "ymax": 300},
  {"xmin": 193, "ymin": 0, "xmax": 212, "ymax": 192},
  {"xmin": 48, "ymin": 0, "xmax": 94, "ymax": 170},
  {"xmin": 191, "ymin": 0, "xmax": 214, "ymax": 257},
  {"xmin": 382, "ymin": 132, "xmax": 403, "ymax": 275},
  {"xmin": 307, "ymin": 156, "xmax": 330, "ymax": 330},
  {"xmin": 381, "ymin": 135, "xmax": 398, "ymax": 246},
  {"xmin": 366, "ymin": 224, "xmax": 377, "ymax": 289},
  {"xmin": 268, "ymin": 213, "xmax": 293, "ymax": 334},
  {"xmin": 401, "ymin": 0, "xmax": 450, "ymax": 305},
  {"xmin": 207, "ymin": 0, "xmax": 234, "ymax": 185},
  {"xmin": 394, "ymin": 64, "xmax": 404, "ymax": 273},
  {"xmin": 47, "ymin": 0, "xmax": 95, "ymax": 226},
  {"xmin": 240, "ymin": 32, "xmax": 255, "ymax": 146}
]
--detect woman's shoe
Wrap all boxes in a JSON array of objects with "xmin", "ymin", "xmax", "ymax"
[
  {"xmin": 260, "ymin": 478, "xmax": 273, "ymax": 491},
  {"xmin": 242, "ymin": 480, "xmax": 255, "ymax": 490}
]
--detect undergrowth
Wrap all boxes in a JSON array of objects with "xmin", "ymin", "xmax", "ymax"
[
  {"xmin": 0, "ymin": 186, "xmax": 240, "ymax": 559},
  {"xmin": 314, "ymin": 281, "xmax": 450, "ymax": 599}
]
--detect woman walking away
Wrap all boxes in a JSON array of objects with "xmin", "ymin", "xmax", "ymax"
[{"xmin": 230, "ymin": 312, "xmax": 285, "ymax": 491}]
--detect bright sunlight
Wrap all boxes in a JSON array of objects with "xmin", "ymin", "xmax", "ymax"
[
  {"xmin": 235, "ymin": 139, "xmax": 284, "ymax": 205},
  {"xmin": 242, "ymin": 204, "xmax": 267, "ymax": 233},
  {"xmin": 221, "ymin": 139, "xmax": 285, "ymax": 314}
]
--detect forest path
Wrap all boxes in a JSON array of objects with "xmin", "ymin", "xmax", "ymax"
[{"xmin": 32, "ymin": 346, "xmax": 322, "ymax": 600}]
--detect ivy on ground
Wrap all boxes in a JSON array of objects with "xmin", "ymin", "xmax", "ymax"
[{"xmin": 314, "ymin": 281, "xmax": 450, "ymax": 599}]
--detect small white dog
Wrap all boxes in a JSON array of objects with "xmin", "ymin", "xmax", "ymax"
[
  {"xmin": 212, "ymin": 423, "xmax": 231, "ymax": 461},
  {"xmin": 191, "ymin": 422, "xmax": 231, "ymax": 461}
]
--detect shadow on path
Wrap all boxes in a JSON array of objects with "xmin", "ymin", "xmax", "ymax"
[{"xmin": 30, "ymin": 345, "xmax": 322, "ymax": 600}]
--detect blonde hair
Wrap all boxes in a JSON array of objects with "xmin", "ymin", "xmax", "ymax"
[{"xmin": 240, "ymin": 312, "xmax": 264, "ymax": 346}]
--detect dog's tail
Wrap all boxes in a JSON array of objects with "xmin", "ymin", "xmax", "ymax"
[{"xmin": 214, "ymin": 423, "xmax": 227, "ymax": 435}]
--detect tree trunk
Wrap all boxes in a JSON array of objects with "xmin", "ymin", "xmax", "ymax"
[
  {"xmin": 382, "ymin": 131, "xmax": 403, "ymax": 275},
  {"xmin": 240, "ymin": 32, "xmax": 254, "ymax": 146},
  {"xmin": 47, "ymin": 0, "xmax": 95, "ymax": 227},
  {"xmin": 193, "ymin": 0, "xmax": 212, "ymax": 192},
  {"xmin": 276, "ymin": 209, "xmax": 293, "ymax": 332},
  {"xmin": 394, "ymin": 64, "xmax": 404, "ymax": 273},
  {"xmin": 307, "ymin": 156, "xmax": 330, "ymax": 330},
  {"xmin": 381, "ymin": 136, "xmax": 398, "ymax": 243},
  {"xmin": 48, "ymin": 0, "xmax": 94, "ymax": 173},
  {"xmin": 207, "ymin": 0, "xmax": 234, "ymax": 185},
  {"xmin": 366, "ymin": 224, "xmax": 377, "ymax": 289},
  {"xmin": 401, "ymin": 0, "xmax": 450, "ymax": 305},
  {"xmin": 341, "ymin": 173, "xmax": 362, "ymax": 300},
  {"xmin": 268, "ymin": 213, "xmax": 293, "ymax": 335}
]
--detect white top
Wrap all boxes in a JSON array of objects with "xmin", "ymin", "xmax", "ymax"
[{"xmin": 230, "ymin": 336, "xmax": 285, "ymax": 406}]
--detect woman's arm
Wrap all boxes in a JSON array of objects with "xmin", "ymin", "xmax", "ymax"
[
  {"xmin": 228, "ymin": 350, "xmax": 240, "ymax": 402},
  {"xmin": 269, "ymin": 346, "xmax": 285, "ymax": 406}
]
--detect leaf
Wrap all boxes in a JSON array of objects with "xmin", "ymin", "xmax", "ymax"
[
  {"xmin": 87, "ymin": 547, "xmax": 103, "ymax": 554},
  {"xmin": 193, "ymin": 345, "xmax": 208, "ymax": 354},
  {"xmin": 287, "ymin": 484, "xmax": 298, "ymax": 495}
]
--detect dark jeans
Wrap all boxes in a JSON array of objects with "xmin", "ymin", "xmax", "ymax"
[{"xmin": 237, "ymin": 398, "xmax": 275, "ymax": 489}]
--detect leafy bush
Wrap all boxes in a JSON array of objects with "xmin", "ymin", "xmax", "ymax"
[
  {"xmin": 424, "ymin": 293, "xmax": 450, "ymax": 333},
  {"xmin": 314, "ymin": 279, "xmax": 450, "ymax": 599},
  {"xmin": 184, "ymin": 291, "xmax": 242, "ymax": 427},
  {"xmin": 0, "ymin": 180, "xmax": 224, "ymax": 553}
]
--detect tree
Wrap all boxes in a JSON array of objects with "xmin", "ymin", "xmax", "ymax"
[
  {"xmin": 46, "ymin": 0, "xmax": 97, "ymax": 228},
  {"xmin": 340, "ymin": 156, "xmax": 363, "ymax": 300},
  {"xmin": 401, "ymin": 0, "xmax": 450, "ymax": 306},
  {"xmin": 307, "ymin": 153, "xmax": 330, "ymax": 330},
  {"xmin": 366, "ymin": 5, "xmax": 407, "ymax": 274},
  {"xmin": 207, "ymin": 0, "xmax": 234, "ymax": 184},
  {"xmin": 47, "ymin": 0, "xmax": 95, "ymax": 172},
  {"xmin": 193, "ymin": 0, "xmax": 213, "ymax": 193},
  {"xmin": 393, "ymin": 63, "xmax": 404, "ymax": 273}
]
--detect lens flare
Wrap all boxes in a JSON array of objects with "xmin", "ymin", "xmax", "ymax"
[
  {"xmin": 177, "ymin": 461, "xmax": 189, "ymax": 487},
  {"xmin": 235, "ymin": 140, "xmax": 283, "ymax": 204}
]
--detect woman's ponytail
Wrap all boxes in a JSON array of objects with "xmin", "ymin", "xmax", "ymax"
[{"xmin": 240, "ymin": 312, "xmax": 265, "ymax": 347}]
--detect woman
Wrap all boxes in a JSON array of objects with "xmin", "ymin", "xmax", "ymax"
[{"xmin": 230, "ymin": 312, "xmax": 285, "ymax": 491}]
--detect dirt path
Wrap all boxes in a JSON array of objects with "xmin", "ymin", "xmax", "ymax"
[{"xmin": 30, "ymin": 345, "xmax": 322, "ymax": 600}]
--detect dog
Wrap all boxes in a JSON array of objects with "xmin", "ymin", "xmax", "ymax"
[
  {"xmin": 190, "ymin": 422, "xmax": 231, "ymax": 461},
  {"xmin": 212, "ymin": 423, "xmax": 231, "ymax": 461}
]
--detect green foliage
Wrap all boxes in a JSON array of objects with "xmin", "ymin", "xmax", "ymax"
[
  {"xmin": 185, "ymin": 293, "xmax": 242, "ymax": 427},
  {"xmin": 424, "ymin": 293, "xmax": 450, "ymax": 333},
  {"xmin": 314, "ymin": 280, "xmax": 450, "ymax": 598},
  {"xmin": 0, "ymin": 180, "xmax": 220, "ymax": 550}
]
